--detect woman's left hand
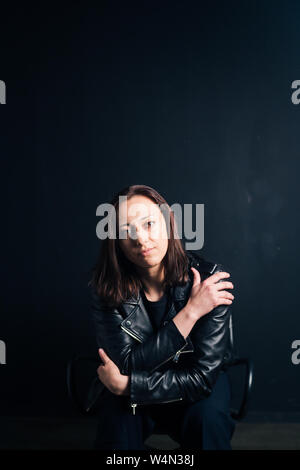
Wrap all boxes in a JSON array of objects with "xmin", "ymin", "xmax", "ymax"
[{"xmin": 97, "ymin": 348, "xmax": 130, "ymax": 396}]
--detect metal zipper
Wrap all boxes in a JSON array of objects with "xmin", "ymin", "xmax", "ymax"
[
  {"xmin": 173, "ymin": 350, "xmax": 181, "ymax": 363},
  {"xmin": 121, "ymin": 323, "xmax": 189, "ymax": 371},
  {"xmin": 177, "ymin": 349, "xmax": 194, "ymax": 355},
  {"xmin": 149, "ymin": 352, "xmax": 180, "ymax": 374},
  {"xmin": 131, "ymin": 397, "xmax": 183, "ymax": 415},
  {"xmin": 173, "ymin": 348, "xmax": 194, "ymax": 363},
  {"xmin": 149, "ymin": 342, "xmax": 188, "ymax": 373},
  {"xmin": 131, "ymin": 403, "xmax": 137, "ymax": 415},
  {"xmin": 157, "ymin": 397, "xmax": 183, "ymax": 404},
  {"xmin": 120, "ymin": 324, "xmax": 143, "ymax": 343},
  {"xmin": 172, "ymin": 343, "xmax": 189, "ymax": 363}
]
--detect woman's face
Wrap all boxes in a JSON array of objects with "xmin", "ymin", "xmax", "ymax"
[{"xmin": 118, "ymin": 195, "xmax": 169, "ymax": 269}]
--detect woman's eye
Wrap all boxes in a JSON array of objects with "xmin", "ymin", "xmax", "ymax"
[{"xmin": 146, "ymin": 221, "xmax": 155, "ymax": 228}]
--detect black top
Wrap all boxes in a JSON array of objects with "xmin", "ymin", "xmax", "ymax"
[{"xmin": 141, "ymin": 287, "xmax": 171, "ymax": 330}]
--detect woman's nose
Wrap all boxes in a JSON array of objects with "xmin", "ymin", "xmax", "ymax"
[{"xmin": 130, "ymin": 226, "xmax": 149, "ymax": 243}]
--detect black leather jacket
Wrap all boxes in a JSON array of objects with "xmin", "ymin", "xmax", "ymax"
[{"xmin": 90, "ymin": 250, "xmax": 236, "ymax": 415}]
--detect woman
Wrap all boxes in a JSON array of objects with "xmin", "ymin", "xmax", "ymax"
[{"xmin": 89, "ymin": 184, "xmax": 236, "ymax": 450}]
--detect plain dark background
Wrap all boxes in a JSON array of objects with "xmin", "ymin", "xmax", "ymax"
[{"xmin": 0, "ymin": 1, "xmax": 299, "ymax": 420}]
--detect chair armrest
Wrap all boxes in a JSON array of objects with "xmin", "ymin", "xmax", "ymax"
[{"xmin": 228, "ymin": 357, "xmax": 254, "ymax": 421}]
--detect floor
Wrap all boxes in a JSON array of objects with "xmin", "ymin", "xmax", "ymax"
[{"xmin": 0, "ymin": 417, "xmax": 300, "ymax": 450}]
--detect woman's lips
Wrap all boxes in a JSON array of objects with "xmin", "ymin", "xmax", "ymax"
[{"xmin": 140, "ymin": 248, "xmax": 154, "ymax": 256}]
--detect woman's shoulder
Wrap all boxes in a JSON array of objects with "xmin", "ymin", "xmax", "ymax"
[
  {"xmin": 186, "ymin": 250, "xmax": 224, "ymax": 274},
  {"xmin": 185, "ymin": 251, "xmax": 232, "ymax": 286}
]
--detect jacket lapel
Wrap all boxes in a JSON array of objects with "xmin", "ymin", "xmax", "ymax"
[
  {"xmin": 120, "ymin": 292, "xmax": 154, "ymax": 342},
  {"xmin": 120, "ymin": 279, "xmax": 193, "ymax": 347}
]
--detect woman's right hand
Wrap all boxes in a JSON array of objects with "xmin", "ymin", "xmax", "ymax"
[{"xmin": 185, "ymin": 267, "xmax": 235, "ymax": 320}]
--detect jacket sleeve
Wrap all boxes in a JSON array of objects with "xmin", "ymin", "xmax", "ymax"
[
  {"xmin": 90, "ymin": 288, "xmax": 189, "ymax": 375},
  {"xmin": 130, "ymin": 300, "xmax": 232, "ymax": 405}
]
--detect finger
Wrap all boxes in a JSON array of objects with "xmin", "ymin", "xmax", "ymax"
[
  {"xmin": 218, "ymin": 298, "xmax": 233, "ymax": 305},
  {"xmin": 190, "ymin": 267, "xmax": 201, "ymax": 288},
  {"xmin": 215, "ymin": 281, "xmax": 234, "ymax": 291},
  {"xmin": 98, "ymin": 348, "xmax": 111, "ymax": 364},
  {"xmin": 219, "ymin": 291, "xmax": 235, "ymax": 300},
  {"xmin": 209, "ymin": 271, "xmax": 231, "ymax": 284}
]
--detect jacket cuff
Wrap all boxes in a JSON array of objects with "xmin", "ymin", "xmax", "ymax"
[{"xmin": 130, "ymin": 370, "xmax": 148, "ymax": 405}]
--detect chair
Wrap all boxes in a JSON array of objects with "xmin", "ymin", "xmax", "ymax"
[{"xmin": 66, "ymin": 313, "xmax": 254, "ymax": 449}]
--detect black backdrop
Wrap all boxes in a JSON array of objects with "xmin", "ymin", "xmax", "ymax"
[{"xmin": 0, "ymin": 1, "xmax": 299, "ymax": 419}]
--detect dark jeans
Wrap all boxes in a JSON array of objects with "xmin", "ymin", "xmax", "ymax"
[{"xmin": 93, "ymin": 370, "xmax": 236, "ymax": 450}]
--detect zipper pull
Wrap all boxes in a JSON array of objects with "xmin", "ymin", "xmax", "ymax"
[
  {"xmin": 173, "ymin": 350, "xmax": 181, "ymax": 363},
  {"xmin": 131, "ymin": 403, "xmax": 137, "ymax": 415}
]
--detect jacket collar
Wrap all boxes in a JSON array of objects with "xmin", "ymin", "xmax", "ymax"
[
  {"xmin": 122, "ymin": 280, "xmax": 190, "ymax": 306},
  {"xmin": 120, "ymin": 281, "xmax": 192, "ymax": 336},
  {"xmin": 119, "ymin": 257, "xmax": 196, "ymax": 343}
]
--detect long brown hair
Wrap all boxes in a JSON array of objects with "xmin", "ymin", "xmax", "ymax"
[{"xmin": 88, "ymin": 184, "xmax": 190, "ymax": 308}]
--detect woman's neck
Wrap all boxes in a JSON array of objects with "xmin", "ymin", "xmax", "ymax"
[{"xmin": 136, "ymin": 264, "xmax": 166, "ymax": 301}]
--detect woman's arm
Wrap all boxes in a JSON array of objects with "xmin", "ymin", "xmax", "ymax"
[
  {"xmin": 114, "ymin": 306, "xmax": 203, "ymax": 394},
  {"xmin": 129, "ymin": 300, "xmax": 232, "ymax": 406},
  {"xmin": 91, "ymin": 290, "xmax": 196, "ymax": 376},
  {"xmin": 91, "ymin": 266, "xmax": 232, "ymax": 377},
  {"xmin": 94, "ymin": 293, "xmax": 232, "ymax": 401},
  {"xmin": 94, "ymin": 305, "xmax": 197, "ymax": 396}
]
